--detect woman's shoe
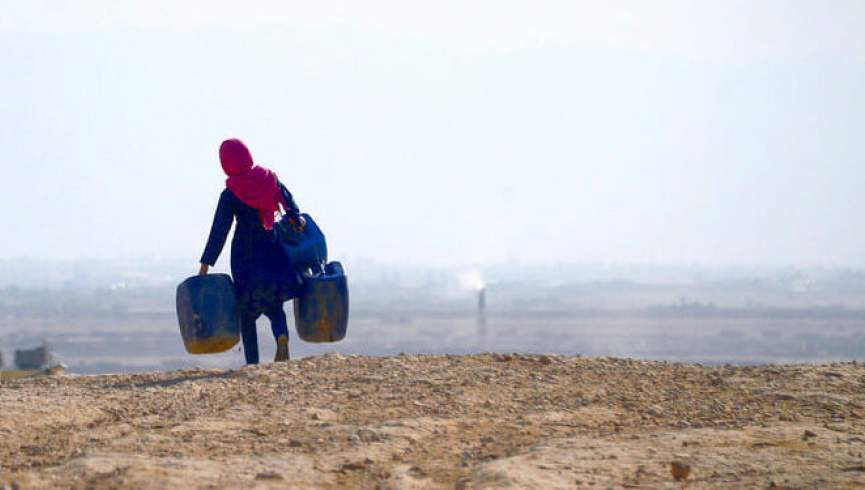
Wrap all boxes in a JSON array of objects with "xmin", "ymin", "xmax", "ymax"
[{"xmin": 275, "ymin": 335, "xmax": 290, "ymax": 362}]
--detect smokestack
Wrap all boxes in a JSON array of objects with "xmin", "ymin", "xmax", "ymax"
[{"xmin": 477, "ymin": 287, "xmax": 487, "ymax": 336}]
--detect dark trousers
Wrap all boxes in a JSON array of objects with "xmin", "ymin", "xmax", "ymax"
[{"xmin": 240, "ymin": 303, "xmax": 289, "ymax": 365}]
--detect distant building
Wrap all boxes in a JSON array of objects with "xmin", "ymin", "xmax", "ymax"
[
  {"xmin": 14, "ymin": 345, "xmax": 51, "ymax": 370},
  {"xmin": 0, "ymin": 351, "xmax": 4, "ymax": 369}
]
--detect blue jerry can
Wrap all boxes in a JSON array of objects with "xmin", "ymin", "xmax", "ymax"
[
  {"xmin": 176, "ymin": 273, "xmax": 240, "ymax": 354},
  {"xmin": 293, "ymin": 262, "xmax": 349, "ymax": 342},
  {"xmin": 274, "ymin": 213, "xmax": 328, "ymax": 273}
]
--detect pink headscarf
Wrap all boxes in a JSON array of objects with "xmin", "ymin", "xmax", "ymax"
[{"xmin": 219, "ymin": 138, "xmax": 286, "ymax": 230}]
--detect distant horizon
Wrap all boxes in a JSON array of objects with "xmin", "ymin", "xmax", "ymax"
[{"xmin": 3, "ymin": 253, "xmax": 865, "ymax": 270}]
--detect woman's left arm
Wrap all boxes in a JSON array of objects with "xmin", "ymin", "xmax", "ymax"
[{"xmin": 199, "ymin": 190, "xmax": 235, "ymax": 270}]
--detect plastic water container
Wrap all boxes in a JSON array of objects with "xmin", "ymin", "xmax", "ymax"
[
  {"xmin": 275, "ymin": 213, "xmax": 327, "ymax": 273},
  {"xmin": 293, "ymin": 262, "xmax": 349, "ymax": 342},
  {"xmin": 176, "ymin": 274, "xmax": 240, "ymax": 354}
]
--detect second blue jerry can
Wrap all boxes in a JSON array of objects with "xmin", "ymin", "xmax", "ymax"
[
  {"xmin": 176, "ymin": 273, "xmax": 240, "ymax": 354},
  {"xmin": 274, "ymin": 213, "xmax": 328, "ymax": 273},
  {"xmin": 293, "ymin": 262, "xmax": 349, "ymax": 342}
]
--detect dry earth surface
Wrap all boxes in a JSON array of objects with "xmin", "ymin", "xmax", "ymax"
[{"xmin": 2, "ymin": 354, "xmax": 865, "ymax": 489}]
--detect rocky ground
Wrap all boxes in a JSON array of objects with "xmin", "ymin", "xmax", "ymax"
[{"xmin": 1, "ymin": 354, "xmax": 864, "ymax": 489}]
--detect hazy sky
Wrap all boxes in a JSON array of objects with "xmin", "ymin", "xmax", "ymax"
[{"xmin": 2, "ymin": 1, "xmax": 864, "ymax": 267}]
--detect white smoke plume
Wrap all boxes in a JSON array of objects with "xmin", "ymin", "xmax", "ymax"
[{"xmin": 457, "ymin": 268, "xmax": 486, "ymax": 291}]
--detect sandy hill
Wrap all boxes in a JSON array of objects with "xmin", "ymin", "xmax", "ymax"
[{"xmin": 1, "ymin": 354, "xmax": 864, "ymax": 489}]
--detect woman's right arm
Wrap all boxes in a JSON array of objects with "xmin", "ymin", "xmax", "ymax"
[
  {"xmin": 279, "ymin": 182, "xmax": 305, "ymax": 229},
  {"xmin": 199, "ymin": 190, "xmax": 235, "ymax": 271}
]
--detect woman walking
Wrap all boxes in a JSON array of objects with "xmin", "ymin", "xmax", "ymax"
[{"xmin": 199, "ymin": 138, "xmax": 304, "ymax": 364}]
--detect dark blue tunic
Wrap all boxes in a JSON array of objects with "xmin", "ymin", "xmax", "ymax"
[{"xmin": 200, "ymin": 182, "xmax": 303, "ymax": 315}]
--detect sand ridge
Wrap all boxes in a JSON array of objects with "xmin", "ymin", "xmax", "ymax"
[{"xmin": 1, "ymin": 354, "xmax": 864, "ymax": 489}]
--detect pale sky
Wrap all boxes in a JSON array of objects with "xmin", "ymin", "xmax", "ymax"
[{"xmin": 2, "ymin": 1, "xmax": 864, "ymax": 267}]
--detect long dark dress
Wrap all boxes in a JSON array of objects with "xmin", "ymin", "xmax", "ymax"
[{"xmin": 200, "ymin": 182, "xmax": 303, "ymax": 363}]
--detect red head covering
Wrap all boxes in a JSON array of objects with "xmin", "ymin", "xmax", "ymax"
[{"xmin": 219, "ymin": 138, "xmax": 286, "ymax": 230}]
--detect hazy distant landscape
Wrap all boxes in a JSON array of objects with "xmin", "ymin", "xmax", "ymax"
[{"xmin": 2, "ymin": 258, "xmax": 863, "ymax": 374}]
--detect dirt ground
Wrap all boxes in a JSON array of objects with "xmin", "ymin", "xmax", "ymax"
[{"xmin": 1, "ymin": 354, "xmax": 864, "ymax": 489}]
